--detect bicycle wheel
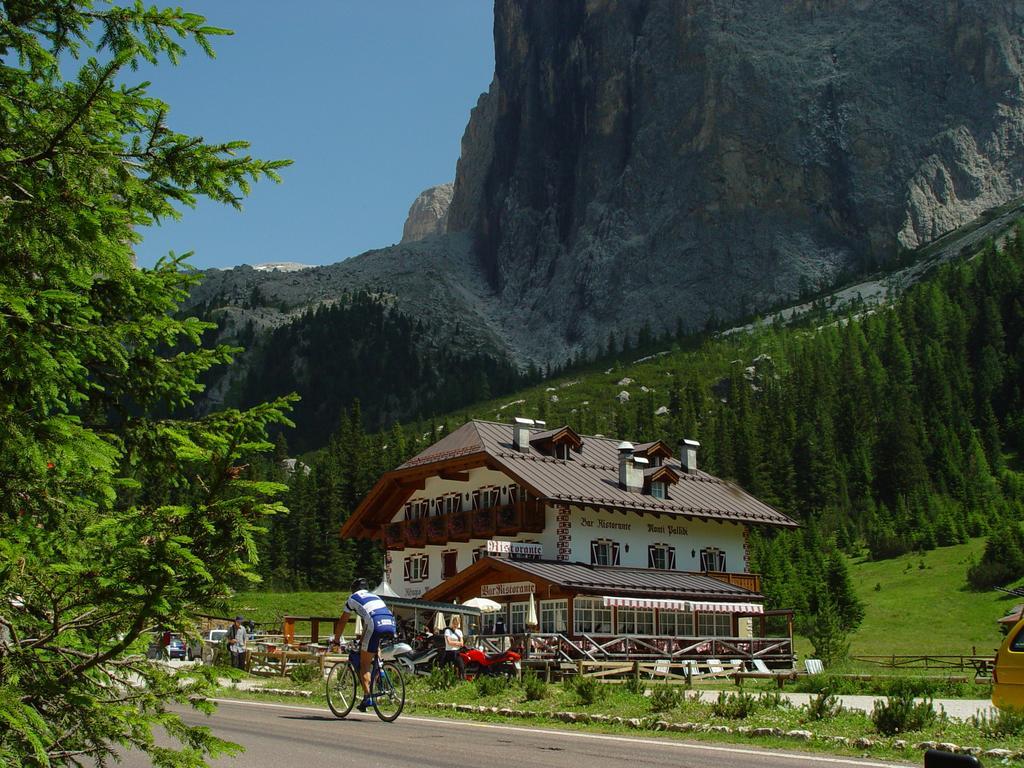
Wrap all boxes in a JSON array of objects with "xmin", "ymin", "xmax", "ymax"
[
  {"xmin": 371, "ymin": 661, "xmax": 406, "ymax": 722},
  {"xmin": 326, "ymin": 662, "xmax": 358, "ymax": 718}
]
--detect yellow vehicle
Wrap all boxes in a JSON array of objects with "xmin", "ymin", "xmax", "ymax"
[{"xmin": 993, "ymin": 616, "xmax": 1024, "ymax": 709}]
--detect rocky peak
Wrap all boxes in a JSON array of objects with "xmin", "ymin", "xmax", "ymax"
[{"xmin": 401, "ymin": 182, "xmax": 454, "ymax": 243}]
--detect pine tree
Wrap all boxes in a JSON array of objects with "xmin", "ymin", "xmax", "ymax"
[{"xmin": 0, "ymin": 5, "xmax": 292, "ymax": 764}]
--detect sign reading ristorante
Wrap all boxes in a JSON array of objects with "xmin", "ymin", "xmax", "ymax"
[
  {"xmin": 486, "ymin": 540, "xmax": 543, "ymax": 557},
  {"xmin": 480, "ymin": 581, "xmax": 536, "ymax": 597}
]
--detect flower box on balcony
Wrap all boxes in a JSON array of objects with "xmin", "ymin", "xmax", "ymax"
[
  {"xmin": 472, "ymin": 507, "xmax": 496, "ymax": 538},
  {"xmin": 496, "ymin": 503, "xmax": 521, "ymax": 534},
  {"xmin": 448, "ymin": 510, "xmax": 471, "ymax": 542},
  {"xmin": 427, "ymin": 515, "xmax": 447, "ymax": 545},
  {"xmin": 405, "ymin": 519, "xmax": 426, "ymax": 548}
]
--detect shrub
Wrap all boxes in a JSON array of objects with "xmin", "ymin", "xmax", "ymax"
[
  {"xmin": 650, "ymin": 684, "xmax": 683, "ymax": 712},
  {"xmin": 475, "ymin": 673, "xmax": 510, "ymax": 697},
  {"xmin": 757, "ymin": 690, "xmax": 789, "ymax": 710},
  {"xmin": 711, "ymin": 691, "xmax": 758, "ymax": 719},
  {"xmin": 972, "ymin": 706, "xmax": 1024, "ymax": 737},
  {"xmin": 426, "ymin": 665, "xmax": 460, "ymax": 692},
  {"xmin": 793, "ymin": 674, "xmax": 859, "ymax": 695},
  {"xmin": 288, "ymin": 663, "xmax": 321, "ymax": 685},
  {"xmin": 871, "ymin": 691, "xmax": 936, "ymax": 735},
  {"xmin": 804, "ymin": 691, "xmax": 843, "ymax": 721},
  {"xmin": 622, "ymin": 675, "xmax": 646, "ymax": 695},
  {"xmin": 572, "ymin": 675, "xmax": 602, "ymax": 705},
  {"xmin": 521, "ymin": 671, "xmax": 548, "ymax": 702}
]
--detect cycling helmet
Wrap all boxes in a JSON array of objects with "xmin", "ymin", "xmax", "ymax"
[{"xmin": 350, "ymin": 577, "xmax": 369, "ymax": 592}]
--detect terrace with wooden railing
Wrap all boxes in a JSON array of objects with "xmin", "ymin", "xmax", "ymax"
[
  {"xmin": 384, "ymin": 497, "xmax": 546, "ymax": 549},
  {"xmin": 479, "ymin": 631, "xmax": 794, "ymax": 668}
]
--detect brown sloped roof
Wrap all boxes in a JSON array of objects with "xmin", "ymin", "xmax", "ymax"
[
  {"xmin": 399, "ymin": 422, "xmax": 486, "ymax": 469},
  {"xmin": 465, "ymin": 420, "xmax": 796, "ymax": 528},
  {"xmin": 505, "ymin": 560, "xmax": 759, "ymax": 599},
  {"xmin": 343, "ymin": 420, "xmax": 797, "ymax": 539},
  {"xmin": 422, "ymin": 557, "xmax": 761, "ymax": 602}
]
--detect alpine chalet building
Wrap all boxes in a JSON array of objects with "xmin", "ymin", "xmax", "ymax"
[{"xmin": 340, "ymin": 418, "xmax": 799, "ymax": 662}]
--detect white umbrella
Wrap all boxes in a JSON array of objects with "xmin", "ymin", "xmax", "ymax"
[
  {"xmin": 432, "ymin": 611, "xmax": 446, "ymax": 632},
  {"xmin": 526, "ymin": 592, "xmax": 539, "ymax": 629},
  {"xmin": 353, "ymin": 615, "xmax": 363, "ymax": 638},
  {"xmin": 462, "ymin": 597, "xmax": 502, "ymax": 614}
]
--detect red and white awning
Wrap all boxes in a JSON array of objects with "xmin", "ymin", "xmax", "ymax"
[
  {"xmin": 690, "ymin": 601, "xmax": 763, "ymax": 614},
  {"xmin": 602, "ymin": 596, "xmax": 690, "ymax": 611},
  {"xmin": 602, "ymin": 596, "xmax": 763, "ymax": 614}
]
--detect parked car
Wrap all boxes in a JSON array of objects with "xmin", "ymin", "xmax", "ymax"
[
  {"xmin": 206, "ymin": 629, "xmax": 229, "ymax": 644},
  {"xmin": 992, "ymin": 615, "xmax": 1024, "ymax": 709},
  {"xmin": 165, "ymin": 635, "xmax": 189, "ymax": 660}
]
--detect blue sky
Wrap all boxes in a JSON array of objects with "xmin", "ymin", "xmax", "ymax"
[{"xmin": 126, "ymin": 2, "xmax": 494, "ymax": 269}]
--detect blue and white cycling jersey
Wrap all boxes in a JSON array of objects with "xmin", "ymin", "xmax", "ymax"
[{"xmin": 345, "ymin": 590, "xmax": 396, "ymax": 633}]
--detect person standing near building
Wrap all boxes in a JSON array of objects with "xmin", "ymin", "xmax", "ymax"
[
  {"xmin": 442, "ymin": 615, "xmax": 466, "ymax": 678},
  {"xmin": 228, "ymin": 616, "xmax": 248, "ymax": 670}
]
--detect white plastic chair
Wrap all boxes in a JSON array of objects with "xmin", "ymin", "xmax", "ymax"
[{"xmin": 804, "ymin": 658, "xmax": 824, "ymax": 675}]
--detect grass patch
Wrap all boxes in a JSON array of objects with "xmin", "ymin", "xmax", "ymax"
[{"xmin": 846, "ymin": 540, "xmax": 1016, "ymax": 656}]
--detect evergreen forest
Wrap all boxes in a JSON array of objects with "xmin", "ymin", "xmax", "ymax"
[{"xmin": 211, "ymin": 291, "xmax": 537, "ymax": 451}]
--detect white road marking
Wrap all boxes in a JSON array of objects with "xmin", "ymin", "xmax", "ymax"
[{"xmin": 209, "ymin": 698, "xmax": 902, "ymax": 767}]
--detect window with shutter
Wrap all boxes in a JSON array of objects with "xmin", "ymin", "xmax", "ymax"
[
  {"xmin": 442, "ymin": 551, "xmax": 458, "ymax": 579},
  {"xmin": 403, "ymin": 558, "xmax": 411, "ymax": 581},
  {"xmin": 591, "ymin": 539, "xmax": 616, "ymax": 566},
  {"xmin": 700, "ymin": 547, "xmax": 727, "ymax": 572},
  {"xmin": 420, "ymin": 554, "xmax": 429, "ymax": 580},
  {"xmin": 648, "ymin": 543, "xmax": 675, "ymax": 570}
]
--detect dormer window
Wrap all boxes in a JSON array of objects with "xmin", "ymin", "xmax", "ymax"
[
  {"xmin": 632, "ymin": 440, "xmax": 673, "ymax": 468},
  {"xmin": 530, "ymin": 425, "xmax": 584, "ymax": 458},
  {"xmin": 643, "ymin": 465, "xmax": 679, "ymax": 497}
]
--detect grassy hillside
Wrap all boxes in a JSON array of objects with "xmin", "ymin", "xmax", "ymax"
[{"xmin": 847, "ymin": 538, "xmax": 1018, "ymax": 656}]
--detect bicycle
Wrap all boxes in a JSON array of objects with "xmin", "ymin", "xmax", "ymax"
[{"xmin": 326, "ymin": 644, "xmax": 406, "ymax": 722}]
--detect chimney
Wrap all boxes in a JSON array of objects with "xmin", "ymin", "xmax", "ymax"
[
  {"xmin": 513, "ymin": 417, "xmax": 535, "ymax": 453},
  {"xmin": 680, "ymin": 438, "xmax": 700, "ymax": 473},
  {"xmin": 617, "ymin": 441, "xmax": 644, "ymax": 492}
]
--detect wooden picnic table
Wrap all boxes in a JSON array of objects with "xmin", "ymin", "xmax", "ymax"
[{"xmin": 968, "ymin": 656, "xmax": 995, "ymax": 678}]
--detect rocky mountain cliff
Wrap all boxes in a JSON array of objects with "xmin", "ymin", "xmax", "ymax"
[
  {"xmin": 185, "ymin": 0, "xmax": 1024, "ymax": 437},
  {"xmin": 445, "ymin": 0, "xmax": 1024, "ymax": 358}
]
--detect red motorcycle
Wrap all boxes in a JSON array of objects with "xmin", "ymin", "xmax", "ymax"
[{"xmin": 458, "ymin": 646, "xmax": 522, "ymax": 679}]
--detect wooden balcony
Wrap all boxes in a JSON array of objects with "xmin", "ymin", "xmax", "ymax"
[
  {"xmin": 496, "ymin": 504, "xmax": 520, "ymax": 534},
  {"xmin": 447, "ymin": 510, "xmax": 471, "ymax": 542},
  {"xmin": 427, "ymin": 515, "xmax": 447, "ymax": 545},
  {"xmin": 472, "ymin": 507, "xmax": 496, "ymax": 538},
  {"xmin": 705, "ymin": 571, "xmax": 761, "ymax": 594},
  {"xmin": 385, "ymin": 523, "xmax": 405, "ymax": 551},
  {"xmin": 405, "ymin": 518, "xmax": 425, "ymax": 548},
  {"xmin": 380, "ymin": 498, "xmax": 547, "ymax": 550}
]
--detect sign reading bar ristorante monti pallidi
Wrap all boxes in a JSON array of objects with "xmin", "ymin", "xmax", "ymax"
[{"xmin": 480, "ymin": 581, "xmax": 536, "ymax": 597}]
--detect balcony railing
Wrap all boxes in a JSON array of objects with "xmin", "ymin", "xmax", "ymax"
[
  {"xmin": 705, "ymin": 571, "xmax": 761, "ymax": 593},
  {"xmin": 382, "ymin": 498, "xmax": 546, "ymax": 549}
]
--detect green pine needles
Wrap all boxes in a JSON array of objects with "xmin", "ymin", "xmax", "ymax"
[{"xmin": 0, "ymin": 3, "xmax": 293, "ymax": 766}]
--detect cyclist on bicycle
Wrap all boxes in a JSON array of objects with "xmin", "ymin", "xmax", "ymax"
[{"xmin": 337, "ymin": 577, "xmax": 396, "ymax": 712}]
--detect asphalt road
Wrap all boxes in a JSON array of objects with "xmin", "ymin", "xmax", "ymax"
[{"xmin": 116, "ymin": 698, "xmax": 908, "ymax": 768}]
